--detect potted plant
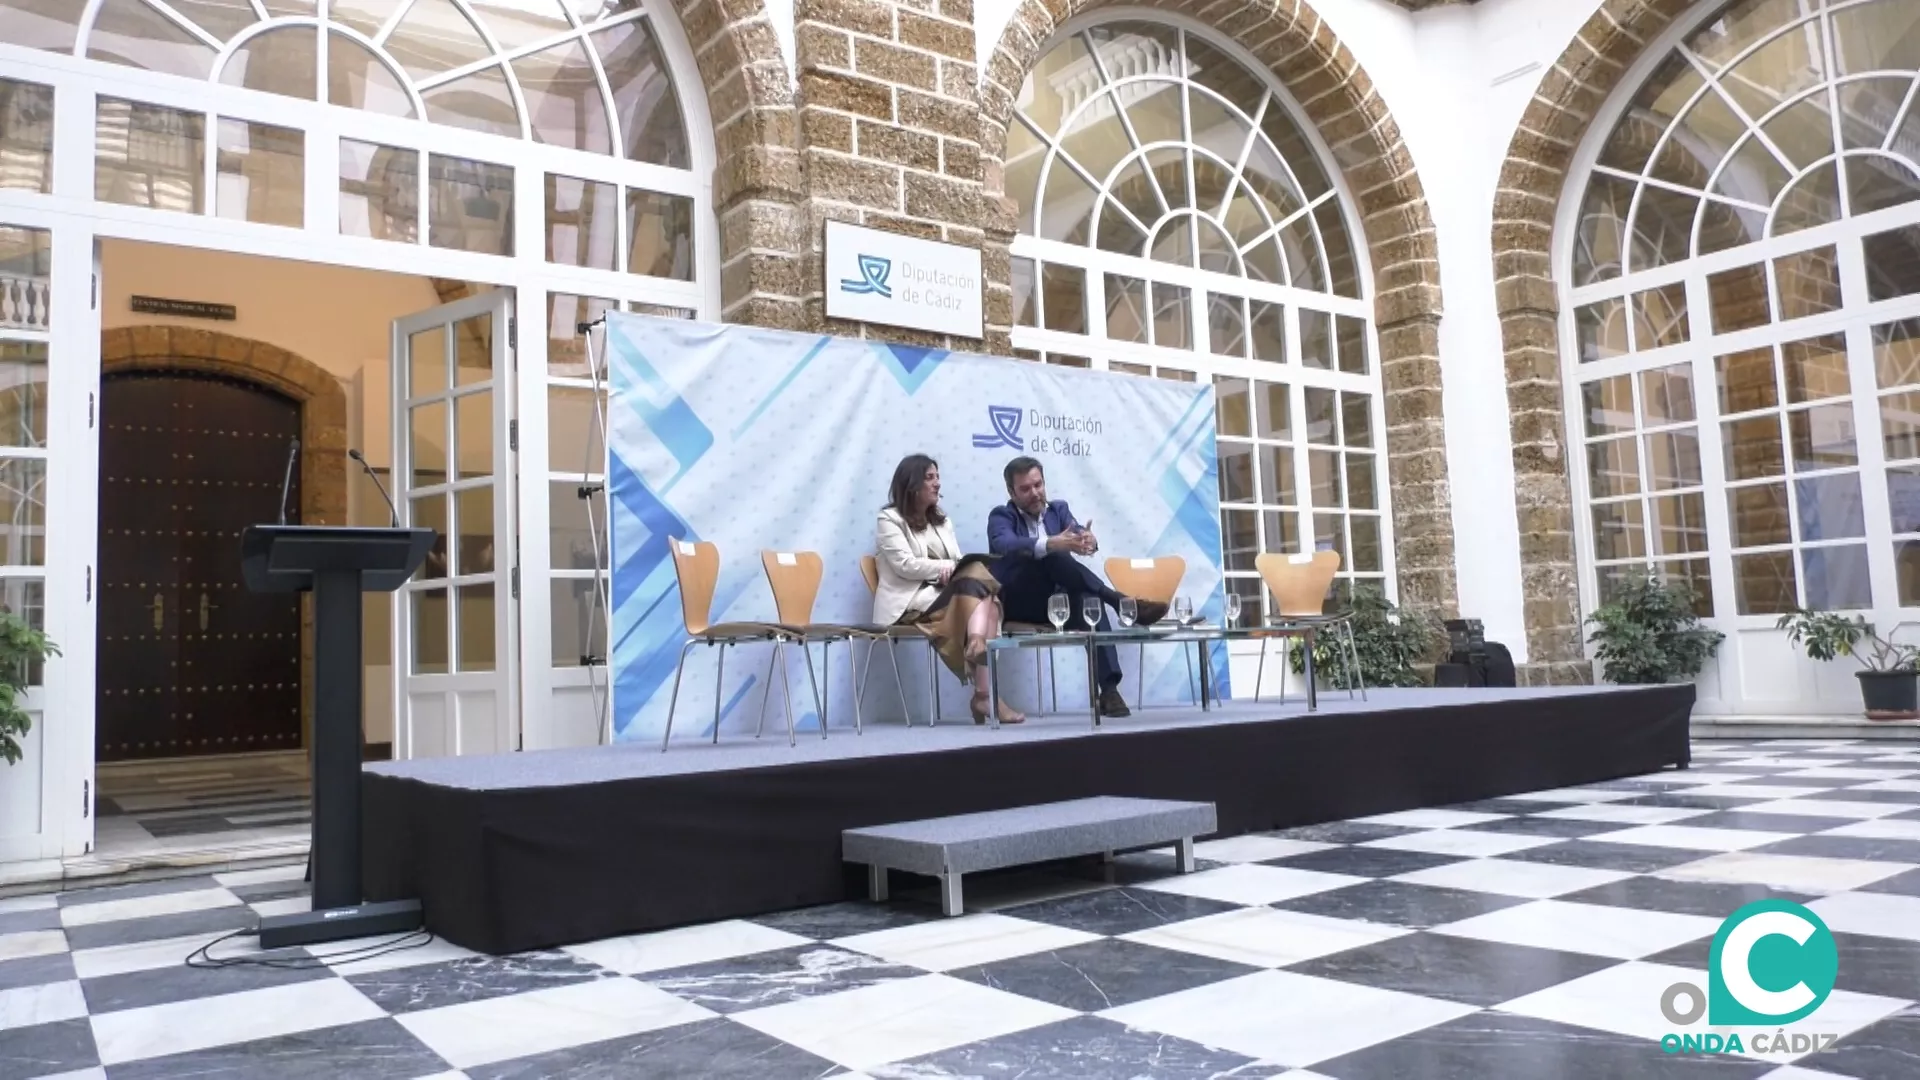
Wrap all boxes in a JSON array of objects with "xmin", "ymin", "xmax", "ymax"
[
  {"xmin": 0, "ymin": 610, "xmax": 58, "ymax": 765},
  {"xmin": 1777, "ymin": 609, "xmax": 1920, "ymax": 721},
  {"xmin": 1287, "ymin": 588, "xmax": 1444, "ymax": 689},
  {"xmin": 1585, "ymin": 570, "xmax": 1724, "ymax": 685}
]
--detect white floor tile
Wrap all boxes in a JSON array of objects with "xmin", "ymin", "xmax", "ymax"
[
  {"xmin": 563, "ymin": 920, "xmax": 811, "ymax": 976},
  {"xmin": 831, "ymin": 913, "xmax": 1098, "ymax": 972},
  {"xmin": 733, "ymin": 973, "xmax": 1075, "ymax": 1072},
  {"xmin": 1122, "ymin": 907, "xmax": 1407, "ymax": 969},
  {"xmin": 24, "ymin": 1068, "xmax": 107, "ymax": 1080},
  {"xmin": 1583, "ymin": 824, "xmax": 1798, "ymax": 852},
  {"xmin": 1131, "ymin": 864, "xmax": 1365, "ymax": 906},
  {"xmin": 249, "ymin": 896, "xmax": 310, "ymax": 918},
  {"xmin": 1532, "ymin": 804, "xmax": 1714, "ymax": 826},
  {"xmin": 1433, "ymin": 899, "xmax": 1717, "ymax": 960},
  {"xmin": 1099, "ymin": 969, "xmax": 1476, "ymax": 1067},
  {"xmin": 1807, "ymin": 891, "xmax": 1920, "ymax": 942},
  {"xmin": 1500, "ymin": 788, "xmax": 1639, "ymax": 804},
  {"xmin": 1657, "ymin": 853, "xmax": 1914, "ymax": 895},
  {"xmin": 322, "ymin": 934, "xmax": 481, "ymax": 976},
  {"xmin": 396, "ymin": 977, "xmax": 712, "ymax": 1070},
  {"xmin": 1193, "ymin": 836, "xmax": 1337, "ymax": 863},
  {"xmin": 1849, "ymin": 779, "xmax": 1920, "ymax": 794},
  {"xmin": 89, "ymin": 978, "xmax": 384, "ymax": 1065},
  {"xmin": 1824, "ymin": 818, "xmax": 1920, "ymax": 842},
  {"xmin": 1681, "ymin": 785, "xmax": 1837, "ymax": 801},
  {"xmin": 1731, "ymin": 799, "xmax": 1911, "ymax": 821},
  {"xmin": 0, "ymin": 929, "xmax": 67, "ymax": 962},
  {"xmin": 0, "ymin": 980, "xmax": 86, "ymax": 1032},
  {"xmin": 1362, "ymin": 830, "xmax": 1555, "ymax": 859},
  {"xmin": 59, "ymin": 887, "xmax": 241, "ymax": 928},
  {"xmin": 1633, "ymin": 771, "xmax": 1765, "ymax": 786},
  {"xmin": 1779, "ymin": 767, "xmax": 1920, "ymax": 781},
  {"xmin": 1392, "ymin": 858, "xmax": 1634, "ymax": 899},
  {"xmin": 1352, "ymin": 809, "xmax": 1509, "ymax": 829},
  {"xmin": 71, "ymin": 931, "xmax": 292, "ymax": 980},
  {"xmin": 212, "ymin": 865, "xmax": 308, "ymax": 888},
  {"xmin": 1760, "ymin": 1066, "xmax": 1866, "ymax": 1079},
  {"xmin": 0, "ymin": 895, "xmax": 56, "ymax": 916}
]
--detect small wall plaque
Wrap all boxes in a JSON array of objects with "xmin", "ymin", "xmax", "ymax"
[{"xmin": 131, "ymin": 296, "xmax": 237, "ymax": 321}]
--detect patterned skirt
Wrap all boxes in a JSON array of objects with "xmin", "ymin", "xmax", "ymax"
[{"xmin": 895, "ymin": 559, "xmax": 999, "ymax": 681}]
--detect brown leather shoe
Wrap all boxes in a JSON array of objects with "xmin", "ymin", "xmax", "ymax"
[
  {"xmin": 1098, "ymin": 687, "xmax": 1131, "ymax": 717},
  {"xmin": 1132, "ymin": 599, "xmax": 1170, "ymax": 626}
]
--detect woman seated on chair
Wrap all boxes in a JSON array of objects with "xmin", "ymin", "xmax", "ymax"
[{"xmin": 874, "ymin": 453, "xmax": 1025, "ymax": 725}]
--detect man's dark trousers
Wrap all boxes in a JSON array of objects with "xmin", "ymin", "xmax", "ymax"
[{"xmin": 998, "ymin": 552, "xmax": 1121, "ymax": 687}]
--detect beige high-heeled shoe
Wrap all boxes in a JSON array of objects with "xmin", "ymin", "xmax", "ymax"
[{"xmin": 971, "ymin": 691, "xmax": 1025, "ymax": 725}]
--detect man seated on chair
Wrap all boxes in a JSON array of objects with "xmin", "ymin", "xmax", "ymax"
[{"xmin": 987, "ymin": 456, "xmax": 1168, "ymax": 717}]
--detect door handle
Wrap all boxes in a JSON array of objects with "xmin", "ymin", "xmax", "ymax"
[
  {"xmin": 199, "ymin": 592, "xmax": 217, "ymax": 631},
  {"xmin": 152, "ymin": 593, "xmax": 164, "ymax": 631}
]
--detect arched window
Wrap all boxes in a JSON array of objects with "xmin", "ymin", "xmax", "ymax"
[
  {"xmin": 1010, "ymin": 18, "xmax": 1386, "ymax": 618},
  {"xmin": 1564, "ymin": 0, "xmax": 1920, "ymax": 638}
]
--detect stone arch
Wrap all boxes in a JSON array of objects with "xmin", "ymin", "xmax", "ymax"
[
  {"xmin": 100, "ymin": 326, "xmax": 351, "ymax": 753},
  {"xmin": 1490, "ymin": 0, "xmax": 1702, "ymax": 683},
  {"xmin": 979, "ymin": 0, "xmax": 1457, "ymax": 615}
]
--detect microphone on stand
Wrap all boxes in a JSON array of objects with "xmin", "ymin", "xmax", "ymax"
[
  {"xmin": 349, "ymin": 449, "xmax": 400, "ymax": 528},
  {"xmin": 277, "ymin": 438, "xmax": 300, "ymax": 525}
]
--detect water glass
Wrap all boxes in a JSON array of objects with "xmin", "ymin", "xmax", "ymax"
[
  {"xmin": 1225, "ymin": 593, "xmax": 1242, "ymax": 627},
  {"xmin": 1118, "ymin": 597, "xmax": 1137, "ymax": 629},
  {"xmin": 1081, "ymin": 595, "xmax": 1102, "ymax": 631},
  {"xmin": 1173, "ymin": 596, "xmax": 1194, "ymax": 626},
  {"xmin": 1047, "ymin": 592, "xmax": 1070, "ymax": 631}
]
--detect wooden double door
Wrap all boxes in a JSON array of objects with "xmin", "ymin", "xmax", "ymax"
[{"xmin": 96, "ymin": 371, "xmax": 303, "ymax": 761}]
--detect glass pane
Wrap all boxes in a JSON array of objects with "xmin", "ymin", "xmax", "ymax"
[
  {"xmin": 1317, "ymin": 201, "xmax": 1362, "ymax": 300},
  {"xmin": 1717, "ymin": 347, "xmax": 1777, "ymax": 414},
  {"xmin": 1309, "ymin": 449, "xmax": 1342, "ymax": 508},
  {"xmin": 409, "ymin": 325, "xmax": 447, "ymax": 397},
  {"xmin": 1804, "ymin": 545, "xmax": 1871, "ymax": 611},
  {"xmin": 410, "ymin": 493, "xmax": 448, "ymax": 579},
  {"xmin": 1783, "ymin": 335, "xmax": 1849, "ymax": 403},
  {"xmin": 1721, "ymin": 22, "xmax": 1824, "ymax": 121},
  {"xmin": 1151, "ymin": 215, "xmax": 1194, "ymax": 269},
  {"xmin": 1250, "ymin": 301, "xmax": 1284, "ymax": 363},
  {"xmin": 1038, "ymin": 155, "xmax": 1096, "ymax": 243},
  {"xmin": 219, "ymin": 26, "xmax": 317, "ymax": 101},
  {"xmin": 514, "ymin": 38, "xmax": 612, "ymax": 155},
  {"xmin": 548, "ymin": 293, "xmax": 613, "ymax": 379},
  {"xmin": 1734, "ymin": 551, "xmax": 1797, "ymax": 615},
  {"xmin": 1651, "ymin": 493, "xmax": 1708, "ymax": 555},
  {"xmin": 410, "ymin": 402, "xmax": 448, "ymax": 487},
  {"xmin": 627, "ymin": 189, "xmax": 693, "ymax": 279},
  {"xmin": 1573, "ymin": 173, "xmax": 1632, "ymax": 285},
  {"xmin": 455, "ymin": 484, "xmax": 494, "ymax": 576},
  {"xmin": 1588, "ymin": 437, "xmax": 1640, "ymax": 499},
  {"xmin": 1575, "ymin": 299, "xmax": 1628, "ymax": 363},
  {"xmin": 0, "ymin": 342, "xmax": 47, "ymax": 448},
  {"xmin": 1796, "ymin": 473, "xmax": 1865, "ymax": 541},
  {"xmin": 1865, "ymin": 226, "xmax": 1920, "ymax": 301},
  {"xmin": 1096, "ymin": 199, "xmax": 1146, "ymax": 257},
  {"xmin": 423, "ymin": 65, "xmax": 520, "ymax": 140},
  {"xmin": 1346, "ymin": 454, "xmax": 1378, "ymax": 511},
  {"xmin": 1592, "ymin": 500, "xmax": 1645, "ymax": 561},
  {"xmin": 1631, "ymin": 283, "xmax": 1689, "ymax": 349},
  {"xmin": 551, "ymin": 578, "xmax": 608, "ymax": 666},
  {"xmin": 1259, "ymin": 446, "xmax": 1295, "ymax": 505},
  {"xmin": 385, "ymin": 0, "xmax": 489, "ymax": 80},
  {"xmin": 1729, "ymin": 482, "xmax": 1791, "ymax": 547},
  {"xmin": 0, "ymin": 79, "xmax": 54, "ymax": 194},
  {"xmin": 215, "ymin": 119, "xmax": 303, "ymax": 228},
  {"xmin": 1583, "ymin": 375, "xmax": 1634, "ymax": 437},
  {"xmin": 1772, "ymin": 161, "xmax": 1843, "ymax": 236},
  {"xmin": 1215, "ymin": 376, "xmax": 1251, "ymax": 438},
  {"xmin": 411, "ymin": 589, "xmax": 448, "ymax": 674},
  {"xmin": 1011, "ymin": 257, "xmax": 1036, "ymax": 327},
  {"xmin": 0, "ymin": 457, "xmax": 43, "ymax": 566},
  {"xmin": 1208, "ymin": 295, "xmax": 1247, "ymax": 358},
  {"xmin": 1883, "ymin": 390, "xmax": 1920, "ymax": 461},
  {"xmin": 1877, "ymin": 319, "xmax": 1920, "ymax": 389},
  {"xmin": 1226, "ymin": 575, "xmax": 1265, "ymax": 630},
  {"xmin": 1041, "ymin": 264, "xmax": 1085, "ymax": 333},
  {"xmin": 455, "ymin": 391, "xmax": 491, "ymax": 477},
  {"xmin": 1659, "ymin": 558, "xmax": 1715, "ymax": 618},
  {"xmin": 95, "ymin": 99, "xmax": 204, "ymax": 214},
  {"xmin": 455, "ymin": 584, "xmax": 494, "ymax": 672},
  {"xmin": 1300, "ymin": 310, "xmax": 1332, "ymax": 370},
  {"xmin": 1789, "ymin": 403, "xmax": 1858, "ymax": 471},
  {"xmin": 1255, "ymin": 382, "xmax": 1290, "ymax": 440},
  {"xmin": 1219, "ymin": 441, "xmax": 1255, "ymax": 504},
  {"xmin": 544, "ymin": 175, "xmax": 616, "ymax": 270},
  {"xmin": 1640, "ymin": 365, "xmax": 1695, "ymax": 425},
  {"xmin": 429, "ymin": 154, "xmax": 514, "ymax": 256},
  {"xmin": 1264, "ymin": 510, "xmax": 1302, "ymax": 555},
  {"xmin": 1313, "ymin": 513, "xmax": 1345, "ymax": 566},
  {"xmin": 1104, "ymin": 274, "xmax": 1147, "ymax": 343},
  {"xmin": 0, "ymin": 226, "xmax": 51, "ymax": 332},
  {"xmin": 1901, "ymin": 539, "xmax": 1920, "ymax": 605},
  {"xmin": 549, "ymin": 386, "xmax": 606, "ymax": 474},
  {"xmin": 1341, "ymin": 392, "xmax": 1373, "ymax": 449},
  {"xmin": 1304, "ymin": 387, "xmax": 1336, "ymax": 446},
  {"xmin": 339, "ymin": 139, "xmax": 418, "ymax": 243},
  {"xmin": 328, "ymin": 32, "xmax": 414, "ymax": 118},
  {"xmin": 1774, "ymin": 245, "xmax": 1841, "ymax": 321},
  {"xmin": 1694, "ymin": 196, "xmax": 1763, "ymax": 263},
  {"xmin": 1644, "ymin": 430, "xmax": 1702, "ymax": 490},
  {"xmin": 1596, "ymin": 54, "xmax": 1700, "ymax": 175},
  {"xmin": 88, "ymin": 0, "xmax": 217, "ymax": 78},
  {"xmin": 1222, "ymin": 508, "xmax": 1259, "ymax": 571},
  {"xmin": 593, "ymin": 20, "xmax": 687, "ymax": 167},
  {"xmin": 1708, "ymin": 263, "xmax": 1770, "ymax": 333},
  {"xmin": 0, "ymin": 578, "xmax": 45, "ymax": 685},
  {"xmin": 1336, "ymin": 315, "xmax": 1368, "ymax": 375},
  {"xmin": 1628, "ymin": 186, "xmax": 1697, "ymax": 271},
  {"xmin": 1890, "ymin": 466, "xmax": 1920, "ymax": 532},
  {"xmin": 1723, "ymin": 416, "xmax": 1785, "ymax": 481},
  {"xmin": 1153, "ymin": 282, "xmax": 1190, "ymax": 349}
]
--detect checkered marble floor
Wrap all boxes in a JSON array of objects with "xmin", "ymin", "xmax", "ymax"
[{"xmin": 6, "ymin": 739, "xmax": 1920, "ymax": 1079}]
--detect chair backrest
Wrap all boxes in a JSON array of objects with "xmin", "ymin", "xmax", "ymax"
[
  {"xmin": 858, "ymin": 554, "xmax": 880, "ymax": 595},
  {"xmin": 761, "ymin": 550, "xmax": 824, "ymax": 625},
  {"xmin": 1105, "ymin": 555, "xmax": 1186, "ymax": 605},
  {"xmin": 668, "ymin": 538, "xmax": 720, "ymax": 635},
  {"xmin": 1254, "ymin": 550, "xmax": 1342, "ymax": 618}
]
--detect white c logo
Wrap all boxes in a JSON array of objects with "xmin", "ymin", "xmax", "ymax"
[{"xmin": 1720, "ymin": 909, "xmax": 1817, "ymax": 1016}]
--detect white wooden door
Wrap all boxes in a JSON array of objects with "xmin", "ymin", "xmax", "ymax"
[{"xmin": 391, "ymin": 290, "xmax": 518, "ymax": 758}]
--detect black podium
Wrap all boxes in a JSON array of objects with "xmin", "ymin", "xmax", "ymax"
[{"xmin": 242, "ymin": 525, "xmax": 435, "ymax": 948}]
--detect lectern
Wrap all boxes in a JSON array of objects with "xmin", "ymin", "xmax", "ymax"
[{"xmin": 241, "ymin": 525, "xmax": 435, "ymax": 948}]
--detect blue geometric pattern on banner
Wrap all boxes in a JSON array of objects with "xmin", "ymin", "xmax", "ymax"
[
  {"xmin": 605, "ymin": 319, "xmax": 714, "ymax": 494},
  {"xmin": 876, "ymin": 343, "xmax": 947, "ymax": 395}
]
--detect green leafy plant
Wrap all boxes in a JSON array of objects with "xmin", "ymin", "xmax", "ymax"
[
  {"xmin": 1585, "ymin": 570, "xmax": 1724, "ymax": 685},
  {"xmin": 1776, "ymin": 609, "xmax": 1920, "ymax": 672},
  {"xmin": 0, "ymin": 611, "xmax": 58, "ymax": 766},
  {"xmin": 1287, "ymin": 589, "xmax": 1443, "ymax": 690}
]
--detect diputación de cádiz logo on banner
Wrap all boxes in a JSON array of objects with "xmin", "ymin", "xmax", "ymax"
[
  {"xmin": 971, "ymin": 405, "xmax": 1104, "ymax": 458},
  {"xmin": 1658, "ymin": 900, "xmax": 1840, "ymax": 1057}
]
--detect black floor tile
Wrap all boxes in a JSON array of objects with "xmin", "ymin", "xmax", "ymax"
[
  {"xmin": 1286, "ymin": 931, "xmax": 1620, "ymax": 1006},
  {"xmin": 1272, "ymin": 880, "xmax": 1528, "ymax": 930},
  {"xmin": 467, "ymin": 1017, "xmax": 842, "ymax": 1080},
  {"xmin": 105, "ymin": 1018, "xmax": 447, "ymax": 1080},
  {"xmin": 998, "ymin": 886, "xmax": 1240, "ymax": 937},
  {"xmin": 1555, "ymin": 876, "xmax": 1814, "ymax": 919},
  {"xmin": 875, "ymin": 1014, "xmax": 1263, "ymax": 1079},
  {"xmin": 0, "ymin": 1018, "xmax": 97, "ymax": 1080},
  {"xmin": 639, "ymin": 944, "xmax": 921, "ymax": 1014},
  {"xmin": 951, "ymin": 937, "xmax": 1258, "ymax": 1012},
  {"xmin": 1797, "ymin": 1007, "xmax": 1920, "ymax": 1080},
  {"xmin": 1262, "ymin": 846, "xmax": 1465, "ymax": 879},
  {"xmin": 345, "ymin": 950, "xmax": 614, "ymax": 1014},
  {"xmin": 746, "ymin": 900, "xmax": 941, "ymax": 941},
  {"xmin": 1504, "ymin": 840, "xmax": 1707, "ymax": 874},
  {"xmin": 1308, "ymin": 1009, "xmax": 1771, "ymax": 1079}
]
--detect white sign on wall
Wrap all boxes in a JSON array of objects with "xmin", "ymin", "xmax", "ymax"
[{"xmin": 823, "ymin": 220, "xmax": 983, "ymax": 339}]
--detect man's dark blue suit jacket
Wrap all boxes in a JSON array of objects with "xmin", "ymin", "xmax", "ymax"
[{"xmin": 985, "ymin": 499, "xmax": 1082, "ymax": 583}]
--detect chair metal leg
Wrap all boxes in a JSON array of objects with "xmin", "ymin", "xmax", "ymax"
[
  {"xmin": 1137, "ymin": 642, "xmax": 1147, "ymax": 708},
  {"xmin": 847, "ymin": 639, "xmax": 865, "ymax": 735},
  {"xmin": 661, "ymin": 639, "xmax": 697, "ymax": 752},
  {"xmin": 1253, "ymin": 636, "xmax": 1266, "ymax": 704},
  {"xmin": 1183, "ymin": 641, "xmax": 1196, "ymax": 706},
  {"xmin": 802, "ymin": 640, "xmax": 826, "ymax": 738},
  {"xmin": 711, "ymin": 644, "xmax": 727, "ymax": 745},
  {"xmin": 756, "ymin": 640, "xmax": 780, "ymax": 739},
  {"xmin": 885, "ymin": 639, "xmax": 914, "ymax": 727},
  {"xmin": 1347, "ymin": 622, "xmax": 1368, "ymax": 701},
  {"xmin": 776, "ymin": 642, "xmax": 798, "ymax": 746},
  {"xmin": 927, "ymin": 641, "xmax": 940, "ymax": 725},
  {"xmin": 1047, "ymin": 652, "xmax": 1059, "ymax": 713},
  {"xmin": 1278, "ymin": 637, "xmax": 1290, "ymax": 705}
]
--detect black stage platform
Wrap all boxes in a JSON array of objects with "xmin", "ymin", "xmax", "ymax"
[{"xmin": 361, "ymin": 684, "xmax": 1694, "ymax": 954}]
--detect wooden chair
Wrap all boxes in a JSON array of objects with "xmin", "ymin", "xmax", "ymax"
[
  {"xmin": 662, "ymin": 539, "xmax": 802, "ymax": 751},
  {"xmin": 761, "ymin": 550, "xmax": 891, "ymax": 736},
  {"xmin": 1105, "ymin": 555, "xmax": 1196, "ymax": 705},
  {"xmin": 858, "ymin": 555, "xmax": 939, "ymax": 726},
  {"xmin": 1251, "ymin": 550, "xmax": 1366, "ymax": 703}
]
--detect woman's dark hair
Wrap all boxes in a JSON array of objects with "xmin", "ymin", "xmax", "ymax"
[{"xmin": 886, "ymin": 453, "xmax": 947, "ymax": 530}]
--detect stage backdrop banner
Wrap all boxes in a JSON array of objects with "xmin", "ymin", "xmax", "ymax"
[{"xmin": 605, "ymin": 314, "xmax": 1224, "ymax": 743}]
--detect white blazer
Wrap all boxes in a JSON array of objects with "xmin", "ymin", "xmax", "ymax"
[{"xmin": 872, "ymin": 507, "xmax": 960, "ymax": 627}]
